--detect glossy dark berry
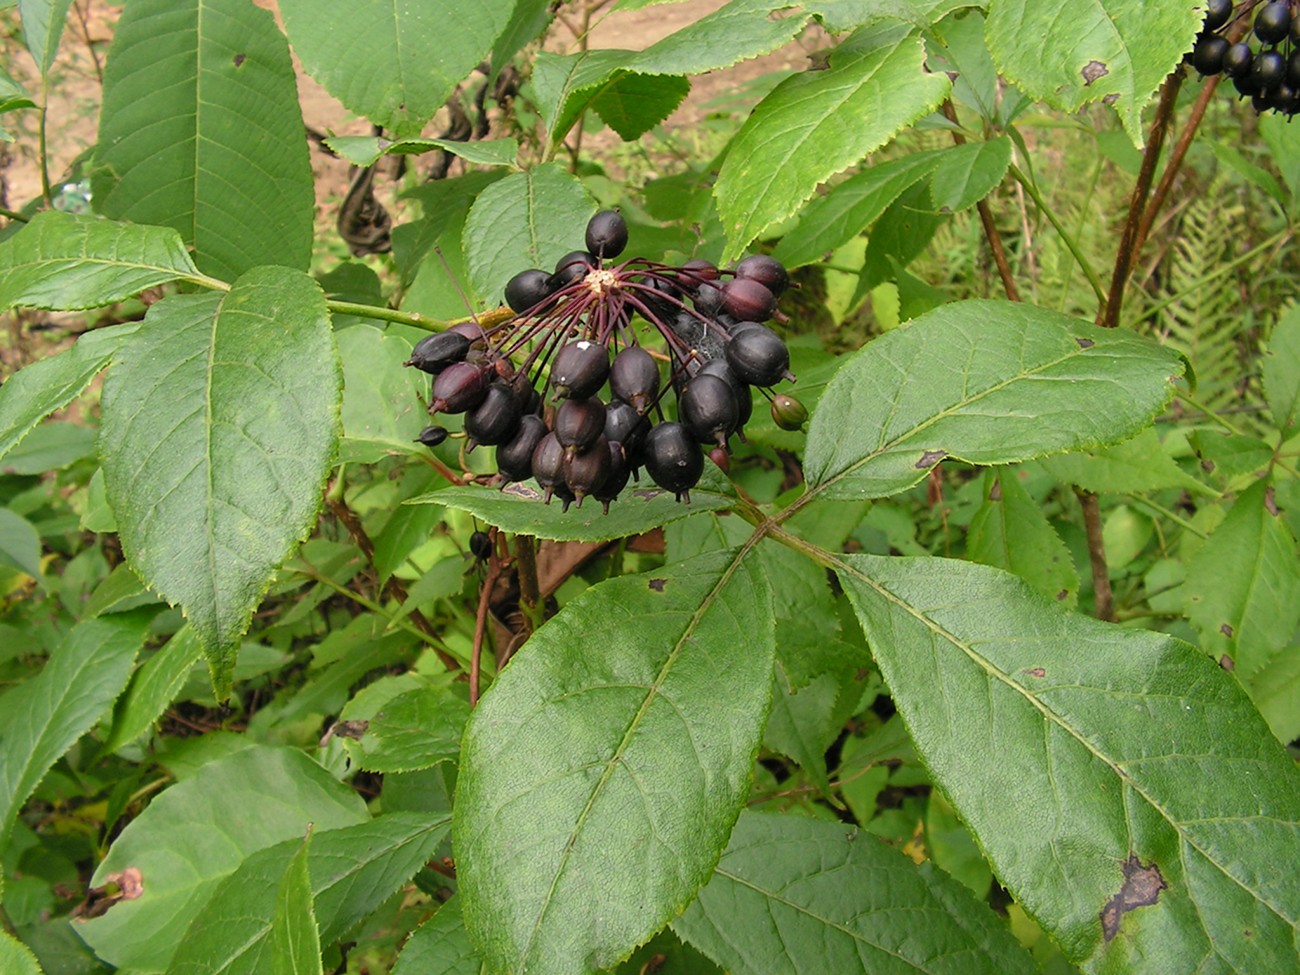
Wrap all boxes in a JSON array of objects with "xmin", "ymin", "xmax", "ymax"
[
  {"xmin": 725, "ymin": 325, "xmax": 791, "ymax": 387},
  {"xmin": 609, "ymin": 346, "xmax": 660, "ymax": 413},
  {"xmin": 1252, "ymin": 49, "xmax": 1286, "ymax": 91},
  {"xmin": 643, "ymin": 422, "xmax": 704, "ymax": 501},
  {"xmin": 721, "ymin": 277, "xmax": 777, "ymax": 322},
  {"xmin": 1204, "ymin": 0, "xmax": 1232, "ymax": 31},
  {"xmin": 505, "ymin": 269, "xmax": 555, "ymax": 313},
  {"xmin": 406, "ymin": 331, "xmax": 471, "ymax": 374},
  {"xmin": 593, "ymin": 441, "xmax": 630, "ymax": 513},
  {"xmin": 554, "ymin": 397, "xmax": 606, "ymax": 453},
  {"xmin": 469, "ymin": 531, "xmax": 493, "ymax": 561},
  {"xmin": 1255, "ymin": 2, "xmax": 1290, "ymax": 44},
  {"xmin": 550, "ymin": 340, "xmax": 610, "ymax": 399},
  {"xmin": 771, "ymin": 394, "xmax": 809, "ymax": 431},
  {"xmin": 734, "ymin": 254, "xmax": 789, "ymax": 297},
  {"xmin": 497, "ymin": 415, "xmax": 547, "ymax": 484},
  {"xmin": 551, "ymin": 250, "xmax": 597, "ymax": 288},
  {"xmin": 430, "ymin": 362, "xmax": 492, "ymax": 414},
  {"xmin": 1234, "ymin": 69, "xmax": 1262, "ymax": 97},
  {"xmin": 604, "ymin": 398, "xmax": 650, "ymax": 454},
  {"xmin": 464, "ymin": 383, "xmax": 522, "ymax": 449},
  {"xmin": 415, "ymin": 425, "xmax": 449, "ymax": 448},
  {"xmin": 1269, "ymin": 81, "xmax": 1300, "ymax": 114},
  {"xmin": 563, "ymin": 435, "xmax": 611, "ymax": 506},
  {"xmin": 1288, "ymin": 48, "xmax": 1300, "ymax": 86},
  {"xmin": 531, "ymin": 432, "xmax": 567, "ymax": 502},
  {"xmin": 1224, "ymin": 42, "xmax": 1254, "ymax": 77},
  {"xmin": 680, "ymin": 373, "xmax": 739, "ymax": 448},
  {"xmin": 698, "ymin": 359, "xmax": 753, "ymax": 433},
  {"xmin": 585, "ymin": 210, "xmax": 628, "ymax": 260},
  {"xmin": 1192, "ymin": 34, "xmax": 1229, "ymax": 75},
  {"xmin": 692, "ymin": 280, "xmax": 725, "ymax": 316},
  {"xmin": 679, "ymin": 259, "xmax": 719, "ymax": 289},
  {"xmin": 449, "ymin": 321, "xmax": 486, "ymax": 344}
]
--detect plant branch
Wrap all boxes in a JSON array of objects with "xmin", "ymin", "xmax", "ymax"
[
  {"xmin": 470, "ymin": 554, "xmax": 506, "ymax": 705},
  {"xmin": 1008, "ymin": 163, "xmax": 1107, "ymax": 306},
  {"xmin": 1099, "ymin": 71, "xmax": 1183, "ymax": 328},
  {"xmin": 515, "ymin": 533, "xmax": 542, "ymax": 636},
  {"xmin": 326, "ymin": 494, "xmax": 462, "ymax": 672},
  {"xmin": 1076, "ymin": 489, "xmax": 1114, "ymax": 621},
  {"xmin": 940, "ymin": 101, "xmax": 1020, "ymax": 301}
]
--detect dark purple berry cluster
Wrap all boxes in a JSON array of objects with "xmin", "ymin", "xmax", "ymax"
[
  {"xmin": 407, "ymin": 210, "xmax": 808, "ymax": 512},
  {"xmin": 1190, "ymin": 0, "xmax": 1300, "ymax": 116}
]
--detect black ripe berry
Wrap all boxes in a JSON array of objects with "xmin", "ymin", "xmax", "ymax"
[
  {"xmin": 497, "ymin": 414, "xmax": 547, "ymax": 484},
  {"xmin": 604, "ymin": 398, "xmax": 650, "ymax": 453},
  {"xmin": 406, "ymin": 331, "xmax": 471, "ymax": 374},
  {"xmin": 1204, "ymin": 0, "xmax": 1232, "ymax": 32},
  {"xmin": 721, "ymin": 277, "xmax": 777, "ymax": 322},
  {"xmin": 644, "ymin": 422, "xmax": 704, "ymax": 501},
  {"xmin": 1224, "ymin": 42, "xmax": 1254, "ymax": 77},
  {"xmin": 585, "ymin": 210, "xmax": 628, "ymax": 260},
  {"xmin": 551, "ymin": 250, "xmax": 597, "ymax": 288},
  {"xmin": 1252, "ymin": 49, "xmax": 1287, "ymax": 91},
  {"xmin": 698, "ymin": 359, "xmax": 753, "ymax": 432},
  {"xmin": 415, "ymin": 425, "xmax": 449, "ymax": 448},
  {"xmin": 1255, "ymin": 2, "xmax": 1291, "ymax": 45},
  {"xmin": 563, "ymin": 435, "xmax": 612, "ymax": 506},
  {"xmin": 550, "ymin": 340, "xmax": 610, "ymax": 400},
  {"xmin": 464, "ymin": 383, "xmax": 522, "ymax": 449},
  {"xmin": 430, "ymin": 362, "xmax": 492, "ymax": 414},
  {"xmin": 469, "ymin": 531, "xmax": 493, "ymax": 561},
  {"xmin": 1192, "ymin": 34, "xmax": 1229, "ymax": 75},
  {"xmin": 609, "ymin": 346, "xmax": 661, "ymax": 414},
  {"xmin": 680, "ymin": 373, "xmax": 739, "ymax": 448},
  {"xmin": 505, "ymin": 269, "xmax": 555, "ymax": 313},
  {"xmin": 734, "ymin": 254, "xmax": 789, "ymax": 297},
  {"xmin": 531, "ymin": 432, "xmax": 567, "ymax": 503},
  {"xmin": 726, "ymin": 325, "xmax": 791, "ymax": 387},
  {"xmin": 554, "ymin": 397, "xmax": 606, "ymax": 453},
  {"xmin": 593, "ymin": 441, "xmax": 631, "ymax": 513}
]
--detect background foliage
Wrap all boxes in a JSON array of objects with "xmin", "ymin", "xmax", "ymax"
[{"xmin": 0, "ymin": 0, "xmax": 1298, "ymax": 973}]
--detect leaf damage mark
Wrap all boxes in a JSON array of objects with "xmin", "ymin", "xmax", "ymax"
[
  {"xmin": 1075, "ymin": 337, "xmax": 1095, "ymax": 349},
  {"xmin": 1265, "ymin": 486, "xmax": 1280, "ymax": 516},
  {"xmin": 1219, "ymin": 623, "xmax": 1234, "ymax": 638},
  {"xmin": 80, "ymin": 867, "xmax": 144, "ymax": 919},
  {"xmin": 989, "ymin": 479, "xmax": 1003, "ymax": 501},
  {"xmin": 320, "ymin": 719, "xmax": 368, "ymax": 746},
  {"xmin": 1219, "ymin": 654, "xmax": 1236, "ymax": 671},
  {"xmin": 1100, "ymin": 854, "xmax": 1166, "ymax": 941},
  {"xmin": 1023, "ymin": 667, "xmax": 1047, "ymax": 678},
  {"xmin": 233, "ymin": 53, "xmax": 246, "ymax": 67},
  {"xmin": 1081, "ymin": 61, "xmax": 1109, "ymax": 85},
  {"xmin": 648, "ymin": 578, "xmax": 667, "ymax": 592},
  {"xmin": 915, "ymin": 449, "xmax": 945, "ymax": 469}
]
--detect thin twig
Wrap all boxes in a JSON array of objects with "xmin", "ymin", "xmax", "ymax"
[
  {"xmin": 1077, "ymin": 489, "xmax": 1114, "ymax": 622},
  {"xmin": 515, "ymin": 534, "xmax": 542, "ymax": 637},
  {"xmin": 470, "ymin": 555, "xmax": 505, "ymax": 705},
  {"xmin": 940, "ymin": 101, "xmax": 1020, "ymax": 301},
  {"xmin": 74, "ymin": 0, "xmax": 103, "ymax": 86},
  {"xmin": 1099, "ymin": 71, "xmax": 1183, "ymax": 328}
]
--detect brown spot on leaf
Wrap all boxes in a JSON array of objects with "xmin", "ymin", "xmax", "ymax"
[
  {"xmin": 1082, "ymin": 61, "xmax": 1109, "ymax": 85},
  {"xmin": 648, "ymin": 578, "xmax": 667, "ymax": 592},
  {"xmin": 1102, "ymin": 93, "xmax": 1120, "ymax": 105},
  {"xmin": 233, "ymin": 53, "xmax": 246, "ymax": 67},
  {"xmin": 1057, "ymin": 589, "xmax": 1070, "ymax": 601},
  {"xmin": 1265, "ymin": 486, "xmax": 1279, "ymax": 516},
  {"xmin": 1201, "ymin": 458, "xmax": 1215, "ymax": 473},
  {"xmin": 1220, "ymin": 654, "xmax": 1236, "ymax": 672},
  {"xmin": 80, "ymin": 867, "xmax": 144, "ymax": 918},
  {"xmin": 1100, "ymin": 855, "xmax": 1166, "ymax": 941},
  {"xmin": 915, "ymin": 449, "xmax": 945, "ymax": 469},
  {"xmin": 989, "ymin": 479, "xmax": 1003, "ymax": 501},
  {"xmin": 1219, "ymin": 623, "xmax": 1234, "ymax": 638},
  {"xmin": 320, "ymin": 719, "xmax": 368, "ymax": 746},
  {"xmin": 1024, "ymin": 667, "xmax": 1047, "ymax": 678},
  {"xmin": 1075, "ymin": 337, "xmax": 1095, "ymax": 349}
]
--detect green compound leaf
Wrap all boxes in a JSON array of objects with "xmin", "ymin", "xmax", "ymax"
[
  {"xmin": 673, "ymin": 811, "xmax": 1038, "ymax": 975},
  {"xmin": 99, "ymin": 267, "xmax": 340, "ymax": 698},
  {"xmin": 326, "ymin": 135, "xmax": 520, "ymax": 169},
  {"xmin": 0, "ymin": 612, "xmax": 151, "ymax": 858},
  {"xmin": 393, "ymin": 899, "xmax": 480, "ymax": 975},
  {"xmin": 100, "ymin": 625, "xmax": 204, "ymax": 755},
  {"xmin": 928, "ymin": 136, "xmax": 1012, "ymax": 212},
  {"xmin": 268, "ymin": 832, "xmax": 320, "ymax": 975},
  {"xmin": 802, "ymin": 300, "xmax": 1184, "ymax": 500},
  {"xmin": 279, "ymin": 0, "xmax": 515, "ymax": 138},
  {"xmin": 715, "ymin": 21, "xmax": 950, "ymax": 261},
  {"xmin": 454, "ymin": 548, "xmax": 775, "ymax": 975},
  {"xmin": 0, "ymin": 322, "xmax": 136, "ymax": 466},
  {"xmin": 0, "ymin": 212, "xmax": 202, "ymax": 311},
  {"xmin": 169, "ymin": 813, "xmax": 449, "ymax": 975},
  {"xmin": 985, "ymin": 0, "xmax": 1202, "ymax": 147},
  {"xmin": 463, "ymin": 162, "xmax": 596, "ymax": 302},
  {"xmin": 411, "ymin": 482, "xmax": 734, "ymax": 543},
  {"xmin": 591, "ymin": 72, "xmax": 691, "ymax": 140},
  {"xmin": 93, "ymin": 0, "xmax": 314, "ymax": 281},
  {"xmin": 1185, "ymin": 479, "xmax": 1300, "ymax": 685},
  {"xmin": 76, "ymin": 745, "xmax": 367, "ymax": 972},
  {"xmin": 805, "ymin": 0, "xmax": 980, "ymax": 32},
  {"xmin": 1264, "ymin": 304, "xmax": 1300, "ymax": 436},
  {"xmin": 1041, "ymin": 426, "xmax": 1214, "ymax": 496},
  {"xmin": 335, "ymin": 324, "xmax": 427, "ymax": 464},
  {"xmin": 835, "ymin": 553, "xmax": 1300, "ymax": 971},
  {"xmin": 19, "ymin": 0, "xmax": 73, "ymax": 77},
  {"xmin": 345, "ymin": 684, "xmax": 471, "ymax": 774}
]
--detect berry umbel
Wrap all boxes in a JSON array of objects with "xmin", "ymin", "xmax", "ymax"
[{"xmin": 408, "ymin": 209, "xmax": 808, "ymax": 512}]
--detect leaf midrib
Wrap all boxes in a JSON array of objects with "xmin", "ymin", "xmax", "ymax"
[
  {"xmin": 519, "ymin": 540, "xmax": 762, "ymax": 966},
  {"xmin": 833, "ymin": 554, "xmax": 1295, "ymax": 929}
]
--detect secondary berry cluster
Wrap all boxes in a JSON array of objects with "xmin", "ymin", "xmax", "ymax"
[
  {"xmin": 407, "ymin": 210, "xmax": 806, "ymax": 512},
  {"xmin": 1190, "ymin": 0, "xmax": 1300, "ymax": 115}
]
